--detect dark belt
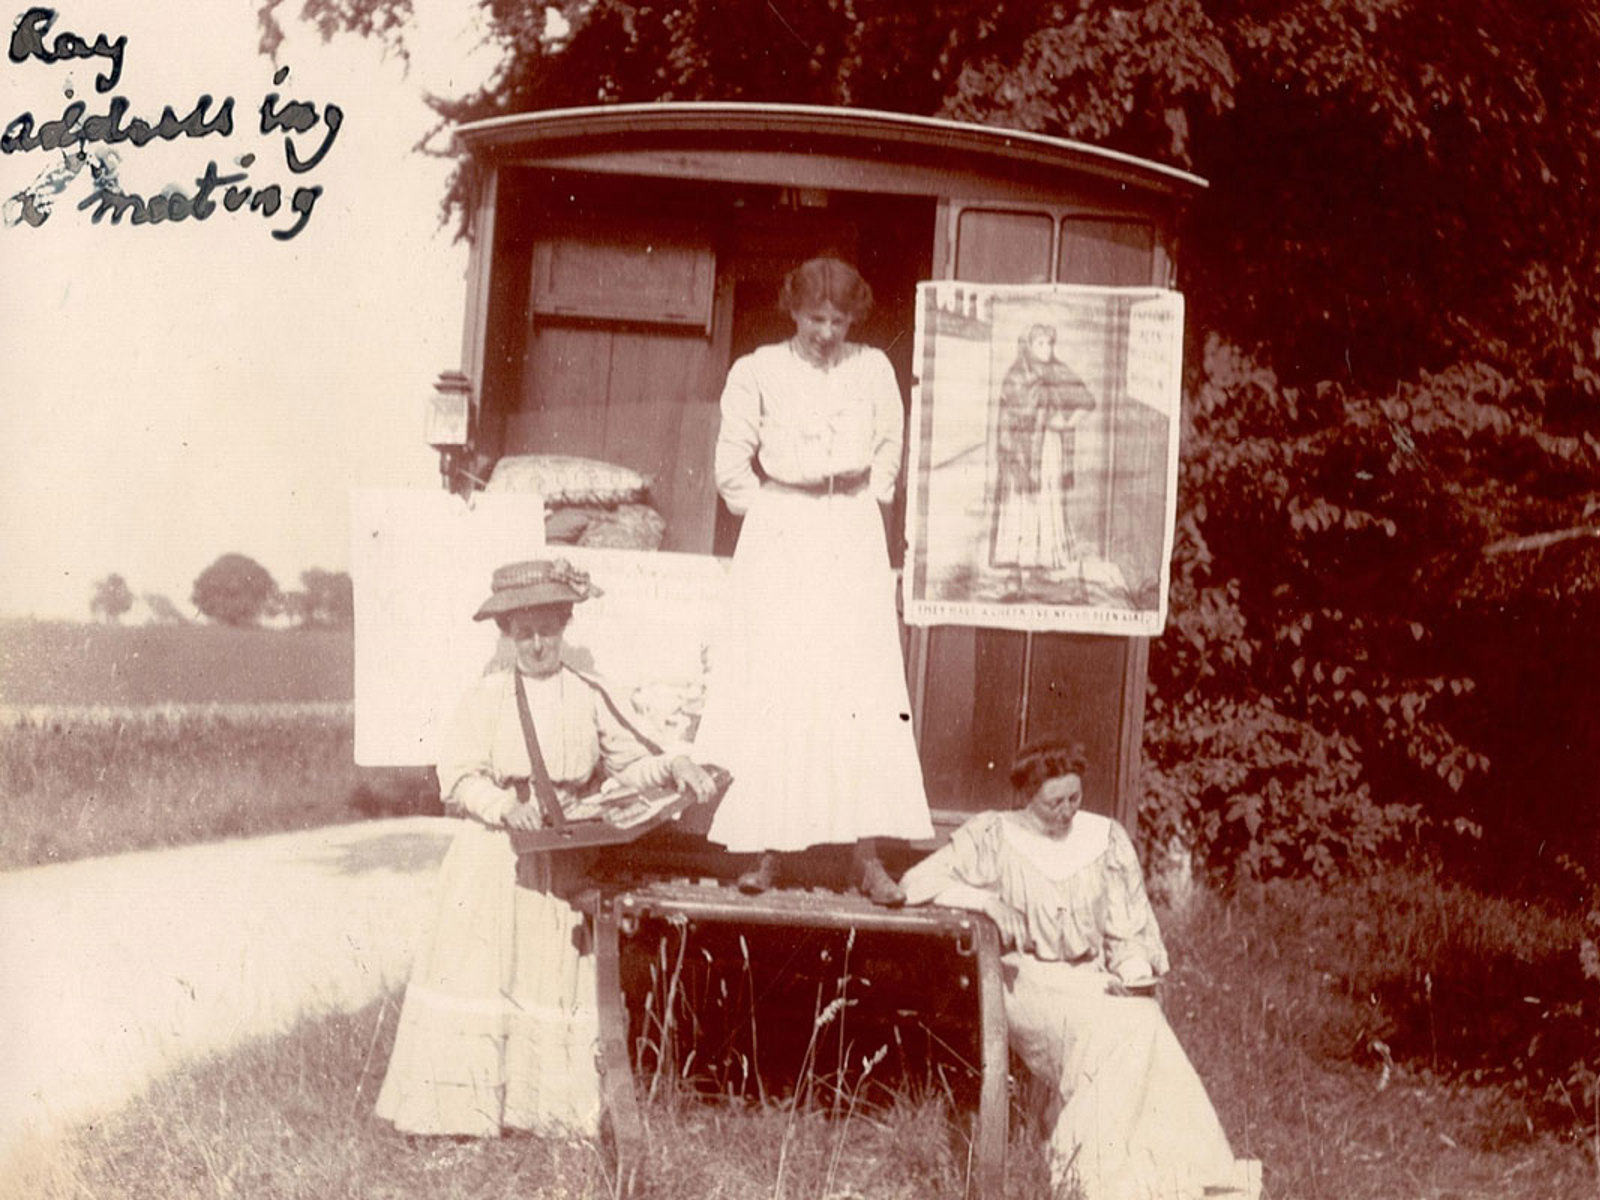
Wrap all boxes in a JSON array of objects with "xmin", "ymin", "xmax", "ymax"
[{"xmin": 765, "ymin": 468, "xmax": 871, "ymax": 498}]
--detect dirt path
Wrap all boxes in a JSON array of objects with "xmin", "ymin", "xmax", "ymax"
[{"xmin": 0, "ymin": 817, "xmax": 454, "ymax": 1168}]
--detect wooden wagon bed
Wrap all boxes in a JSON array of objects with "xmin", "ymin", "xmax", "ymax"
[{"xmin": 594, "ymin": 880, "xmax": 1009, "ymax": 1198}]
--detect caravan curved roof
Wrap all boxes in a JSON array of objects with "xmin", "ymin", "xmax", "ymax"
[{"xmin": 454, "ymin": 102, "xmax": 1206, "ymax": 201}]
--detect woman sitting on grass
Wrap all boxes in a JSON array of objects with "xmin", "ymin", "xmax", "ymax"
[
  {"xmin": 375, "ymin": 558, "xmax": 717, "ymax": 1139},
  {"xmin": 902, "ymin": 739, "xmax": 1260, "ymax": 1200}
]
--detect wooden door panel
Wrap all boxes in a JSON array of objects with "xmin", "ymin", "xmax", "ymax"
[
  {"xmin": 518, "ymin": 324, "xmax": 613, "ymax": 457},
  {"xmin": 915, "ymin": 203, "xmax": 1159, "ymax": 822},
  {"xmin": 1024, "ymin": 636, "xmax": 1131, "ymax": 822}
]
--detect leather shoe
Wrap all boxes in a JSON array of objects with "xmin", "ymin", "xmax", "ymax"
[
  {"xmin": 858, "ymin": 856, "xmax": 906, "ymax": 907},
  {"xmin": 737, "ymin": 851, "xmax": 779, "ymax": 894}
]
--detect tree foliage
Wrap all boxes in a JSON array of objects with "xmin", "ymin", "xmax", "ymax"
[
  {"xmin": 89, "ymin": 574, "xmax": 133, "ymax": 624},
  {"xmin": 267, "ymin": 0, "xmax": 1600, "ymax": 881},
  {"xmin": 191, "ymin": 555, "xmax": 280, "ymax": 627},
  {"xmin": 279, "ymin": 569, "xmax": 355, "ymax": 629}
]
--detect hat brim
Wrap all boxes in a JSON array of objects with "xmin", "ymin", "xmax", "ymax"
[{"xmin": 473, "ymin": 582, "xmax": 590, "ymax": 620}]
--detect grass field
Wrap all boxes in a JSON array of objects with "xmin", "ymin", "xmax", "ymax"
[
  {"xmin": 7, "ymin": 875, "xmax": 1595, "ymax": 1200},
  {"xmin": 0, "ymin": 621, "xmax": 436, "ymax": 869},
  {"xmin": 0, "ymin": 620, "xmax": 353, "ymax": 706},
  {"xmin": 0, "ymin": 705, "xmax": 394, "ymax": 869}
]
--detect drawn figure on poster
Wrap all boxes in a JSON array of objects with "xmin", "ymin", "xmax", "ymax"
[{"xmin": 989, "ymin": 323, "xmax": 1097, "ymax": 587}]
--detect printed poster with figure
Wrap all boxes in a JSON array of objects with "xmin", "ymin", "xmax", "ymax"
[{"xmin": 904, "ymin": 283, "xmax": 1185, "ymax": 635}]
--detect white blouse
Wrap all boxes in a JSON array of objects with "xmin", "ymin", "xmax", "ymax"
[
  {"xmin": 435, "ymin": 666, "xmax": 675, "ymax": 826},
  {"xmin": 714, "ymin": 341, "xmax": 905, "ymax": 515},
  {"xmin": 902, "ymin": 810, "xmax": 1169, "ymax": 982}
]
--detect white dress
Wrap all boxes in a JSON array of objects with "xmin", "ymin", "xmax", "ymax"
[
  {"xmin": 375, "ymin": 666, "xmax": 676, "ymax": 1137},
  {"xmin": 902, "ymin": 810, "xmax": 1254, "ymax": 1200},
  {"xmin": 696, "ymin": 340, "xmax": 932, "ymax": 852}
]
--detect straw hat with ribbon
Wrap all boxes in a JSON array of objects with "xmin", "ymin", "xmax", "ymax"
[{"xmin": 472, "ymin": 559, "xmax": 603, "ymax": 621}]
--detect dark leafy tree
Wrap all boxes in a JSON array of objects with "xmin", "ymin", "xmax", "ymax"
[
  {"xmin": 89, "ymin": 574, "xmax": 133, "ymax": 624},
  {"xmin": 264, "ymin": 0, "xmax": 1600, "ymax": 882},
  {"xmin": 191, "ymin": 555, "xmax": 280, "ymax": 627},
  {"xmin": 261, "ymin": 0, "xmax": 1600, "ymax": 378}
]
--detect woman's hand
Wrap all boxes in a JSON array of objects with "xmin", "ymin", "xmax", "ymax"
[
  {"xmin": 982, "ymin": 897, "xmax": 1032, "ymax": 952},
  {"xmin": 503, "ymin": 802, "xmax": 544, "ymax": 831},
  {"xmin": 669, "ymin": 755, "xmax": 719, "ymax": 802},
  {"xmin": 1105, "ymin": 976, "xmax": 1158, "ymax": 998},
  {"xmin": 1106, "ymin": 956, "xmax": 1159, "ymax": 997}
]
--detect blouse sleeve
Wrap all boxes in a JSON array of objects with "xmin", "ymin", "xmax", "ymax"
[
  {"xmin": 714, "ymin": 355, "xmax": 764, "ymax": 516},
  {"xmin": 590, "ymin": 681, "xmax": 676, "ymax": 791},
  {"xmin": 1100, "ymin": 820, "xmax": 1170, "ymax": 980},
  {"xmin": 866, "ymin": 350, "xmax": 905, "ymax": 505},
  {"xmin": 435, "ymin": 679, "xmax": 520, "ymax": 825},
  {"xmin": 902, "ymin": 811, "xmax": 1005, "ymax": 910}
]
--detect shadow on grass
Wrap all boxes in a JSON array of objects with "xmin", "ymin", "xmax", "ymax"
[
  {"xmin": 317, "ymin": 829, "xmax": 452, "ymax": 877},
  {"xmin": 348, "ymin": 766, "xmax": 443, "ymax": 819}
]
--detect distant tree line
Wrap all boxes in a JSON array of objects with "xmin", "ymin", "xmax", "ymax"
[{"xmin": 90, "ymin": 558, "xmax": 354, "ymax": 629}]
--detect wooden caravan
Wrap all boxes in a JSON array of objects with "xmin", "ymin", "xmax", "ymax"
[
  {"xmin": 433, "ymin": 102, "xmax": 1203, "ymax": 831},
  {"xmin": 425, "ymin": 103, "xmax": 1202, "ymax": 1196}
]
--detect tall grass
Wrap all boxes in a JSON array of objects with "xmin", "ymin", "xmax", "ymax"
[
  {"xmin": 11, "ymin": 869, "xmax": 1595, "ymax": 1200},
  {"xmin": 1161, "ymin": 872, "xmax": 1598, "ymax": 1200},
  {"xmin": 4, "ymin": 992, "xmax": 1044, "ymax": 1200},
  {"xmin": 0, "ymin": 706, "xmax": 435, "ymax": 870},
  {"xmin": 3, "ymin": 625, "xmax": 1593, "ymax": 1195},
  {"xmin": 0, "ymin": 619, "xmax": 411, "ymax": 870}
]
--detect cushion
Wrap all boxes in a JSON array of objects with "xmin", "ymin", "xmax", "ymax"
[
  {"xmin": 577, "ymin": 503, "xmax": 666, "ymax": 550},
  {"xmin": 544, "ymin": 507, "xmax": 594, "ymax": 544},
  {"xmin": 486, "ymin": 454, "xmax": 652, "ymax": 506}
]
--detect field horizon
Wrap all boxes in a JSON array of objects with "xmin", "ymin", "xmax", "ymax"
[{"xmin": 0, "ymin": 619, "xmax": 354, "ymax": 708}]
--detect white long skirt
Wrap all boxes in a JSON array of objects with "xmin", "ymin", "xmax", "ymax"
[
  {"xmin": 374, "ymin": 822, "xmax": 601, "ymax": 1137},
  {"xmin": 698, "ymin": 487, "xmax": 932, "ymax": 852},
  {"xmin": 1005, "ymin": 956, "xmax": 1245, "ymax": 1199}
]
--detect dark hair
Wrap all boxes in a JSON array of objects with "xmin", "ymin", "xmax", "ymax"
[
  {"xmin": 494, "ymin": 602, "xmax": 573, "ymax": 636},
  {"xmin": 1009, "ymin": 739, "xmax": 1090, "ymax": 799},
  {"xmin": 779, "ymin": 257, "xmax": 873, "ymax": 321}
]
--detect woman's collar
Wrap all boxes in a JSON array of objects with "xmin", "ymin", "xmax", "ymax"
[{"xmin": 1000, "ymin": 809, "xmax": 1111, "ymax": 878}]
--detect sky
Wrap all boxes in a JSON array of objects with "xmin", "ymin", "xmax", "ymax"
[{"xmin": 0, "ymin": 0, "xmax": 499, "ymax": 619}]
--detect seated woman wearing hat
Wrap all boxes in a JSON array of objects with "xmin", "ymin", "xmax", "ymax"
[{"xmin": 376, "ymin": 558, "xmax": 717, "ymax": 1139}]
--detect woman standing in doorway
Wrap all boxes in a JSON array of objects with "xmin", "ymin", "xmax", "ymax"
[{"xmin": 695, "ymin": 257, "xmax": 932, "ymax": 904}]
